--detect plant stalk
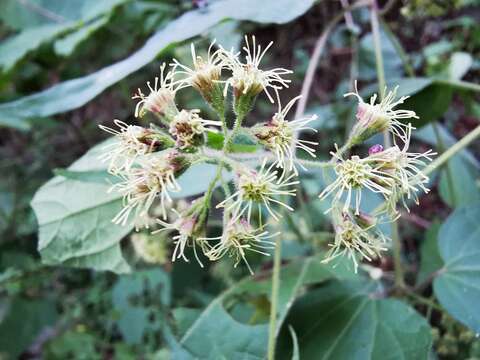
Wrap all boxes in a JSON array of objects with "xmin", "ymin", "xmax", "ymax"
[
  {"xmin": 423, "ymin": 124, "xmax": 480, "ymax": 176},
  {"xmin": 267, "ymin": 232, "xmax": 283, "ymax": 360}
]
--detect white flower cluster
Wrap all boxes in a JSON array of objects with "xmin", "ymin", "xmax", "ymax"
[
  {"xmin": 319, "ymin": 86, "xmax": 436, "ymax": 271},
  {"xmin": 98, "ymin": 36, "xmax": 434, "ymax": 274}
]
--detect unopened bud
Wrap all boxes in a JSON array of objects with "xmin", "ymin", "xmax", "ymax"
[{"xmin": 368, "ymin": 144, "xmax": 384, "ymax": 155}]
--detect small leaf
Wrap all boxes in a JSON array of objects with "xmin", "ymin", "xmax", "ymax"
[{"xmin": 433, "ymin": 203, "xmax": 480, "ymax": 333}]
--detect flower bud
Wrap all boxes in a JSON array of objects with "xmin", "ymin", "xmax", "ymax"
[
  {"xmin": 169, "ymin": 110, "xmax": 206, "ymax": 150},
  {"xmin": 133, "ymin": 64, "xmax": 186, "ymax": 121},
  {"xmin": 368, "ymin": 144, "xmax": 384, "ymax": 155},
  {"xmin": 167, "ymin": 149, "xmax": 191, "ymax": 178},
  {"xmin": 344, "ymin": 83, "xmax": 418, "ymax": 146},
  {"xmin": 173, "ymin": 42, "xmax": 226, "ymax": 116}
]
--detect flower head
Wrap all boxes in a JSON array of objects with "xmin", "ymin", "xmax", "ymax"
[
  {"xmin": 172, "ymin": 41, "xmax": 228, "ymax": 111},
  {"xmin": 319, "ymin": 150, "xmax": 395, "ymax": 215},
  {"xmin": 252, "ymin": 95, "xmax": 318, "ymax": 173},
  {"xmin": 222, "ymin": 36, "xmax": 292, "ymax": 106},
  {"xmin": 152, "ymin": 200, "xmax": 206, "ymax": 266},
  {"xmin": 169, "ymin": 109, "xmax": 221, "ymax": 150},
  {"xmin": 323, "ymin": 212, "xmax": 388, "ymax": 273},
  {"xmin": 201, "ymin": 218, "xmax": 277, "ymax": 274},
  {"xmin": 345, "ymin": 82, "xmax": 418, "ymax": 145},
  {"xmin": 132, "ymin": 63, "xmax": 186, "ymax": 119},
  {"xmin": 217, "ymin": 160, "xmax": 298, "ymax": 224},
  {"xmin": 367, "ymin": 125, "xmax": 436, "ymax": 214},
  {"xmin": 110, "ymin": 152, "xmax": 184, "ymax": 229},
  {"xmin": 99, "ymin": 119, "xmax": 174, "ymax": 173}
]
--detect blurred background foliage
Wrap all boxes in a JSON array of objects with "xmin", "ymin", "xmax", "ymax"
[{"xmin": 1, "ymin": 0, "xmax": 480, "ymax": 359}]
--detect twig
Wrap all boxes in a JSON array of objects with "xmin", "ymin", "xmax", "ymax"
[{"xmin": 293, "ymin": 0, "xmax": 370, "ymax": 122}]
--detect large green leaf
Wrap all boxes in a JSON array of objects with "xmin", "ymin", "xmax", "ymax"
[
  {"xmin": 178, "ymin": 255, "xmax": 355, "ymax": 359},
  {"xmin": 0, "ymin": 0, "xmax": 124, "ymax": 30},
  {"xmin": 112, "ymin": 269, "xmax": 171, "ymax": 344},
  {"xmin": 278, "ymin": 280, "xmax": 432, "ymax": 360},
  {"xmin": 0, "ymin": 0, "xmax": 315, "ymax": 129},
  {"xmin": 31, "ymin": 140, "xmax": 232, "ymax": 273},
  {"xmin": 417, "ymin": 221, "xmax": 443, "ymax": 285},
  {"xmin": 358, "ymin": 30, "xmax": 403, "ymax": 81},
  {"xmin": 433, "ymin": 203, "xmax": 480, "ymax": 333},
  {"xmin": 0, "ymin": 297, "xmax": 58, "ymax": 358},
  {"xmin": 0, "ymin": 0, "xmax": 127, "ymax": 74}
]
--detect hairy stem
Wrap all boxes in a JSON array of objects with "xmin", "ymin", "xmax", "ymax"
[
  {"xmin": 267, "ymin": 230, "xmax": 283, "ymax": 360},
  {"xmin": 223, "ymin": 113, "xmax": 245, "ymax": 153},
  {"xmin": 423, "ymin": 124, "xmax": 480, "ymax": 176}
]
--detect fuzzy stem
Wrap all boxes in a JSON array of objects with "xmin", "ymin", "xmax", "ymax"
[
  {"xmin": 267, "ymin": 231, "xmax": 282, "ymax": 360},
  {"xmin": 223, "ymin": 113, "xmax": 245, "ymax": 153},
  {"xmin": 424, "ymin": 124, "xmax": 480, "ymax": 177}
]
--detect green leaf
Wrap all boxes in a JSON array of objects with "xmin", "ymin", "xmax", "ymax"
[
  {"xmin": 54, "ymin": 16, "xmax": 109, "ymax": 57},
  {"xmin": 53, "ymin": 168, "xmax": 117, "ymax": 184},
  {"xmin": 112, "ymin": 269, "xmax": 170, "ymax": 344},
  {"xmin": 359, "ymin": 30, "xmax": 403, "ymax": 81},
  {"xmin": 46, "ymin": 331, "xmax": 99, "ymax": 359},
  {"xmin": 0, "ymin": 0, "xmax": 316, "ymax": 129},
  {"xmin": 438, "ymin": 155, "xmax": 480, "ymax": 207},
  {"xmin": 0, "ymin": 0, "xmax": 125, "ymax": 30},
  {"xmin": 278, "ymin": 280, "xmax": 432, "ymax": 360},
  {"xmin": 0, "ymin": 0, "xmax": 128, "ymax": 74},
  {"xmin": 0, "ymin": 23, "xmax": 69, "ymax": 72},
  {"xmin": 31, "ymin": 140, "xmax": 233, "ymax": 273},
  {"xmin": 0, "ymin": 297, "xmax": 58, "ymax": 358},
  {"xmin": 417, "ymin": 221, "xmax": 443, "ymax": 285},
  {"xmin": 433, "ymin": 203, "xmax": 480, "ymax": 333},
  {"xmin": 403, "ymin": 83, "xmax": 454, "ymax": 126},
  {"xmin": 448, "ymin": 52, "xmax": 473, "ymax": 80},
  {"xmin": 179, "ymin": 255, "xmax": 355, "ymax": 359}
]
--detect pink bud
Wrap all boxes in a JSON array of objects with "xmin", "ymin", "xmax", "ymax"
[
  {"xmin": 368, "ymin": 144, "xmax": 384, "ymax": 155},
  {"xmin": 356, "ymin": 103, "xmax": 368, "ymax": 121}
]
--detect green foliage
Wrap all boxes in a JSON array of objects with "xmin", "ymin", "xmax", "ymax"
[
  {"xmin": 278, "ymin": 280, "xmax": 432, "ymax": 359},
  {"xmin": 0, "ymin": 0, "xmax": 316, "ymax": 130},
  {"xmin": 1, "ymin": 1, "xmax": 480, "ymax": 359},
  {"xmin": 434, "ymin": 203, "xmax": 480, "ymax": 333},
  {"xmin": 31, "ymin": 141, "xmax": 233, "ymax": 273},
  {"xmin": 179, "ymin": 255, "xmax": 355, "ymax": 359},
  {"xmin": 0, "ymin": 0, "xmax": 127, "ymax": 73}
]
